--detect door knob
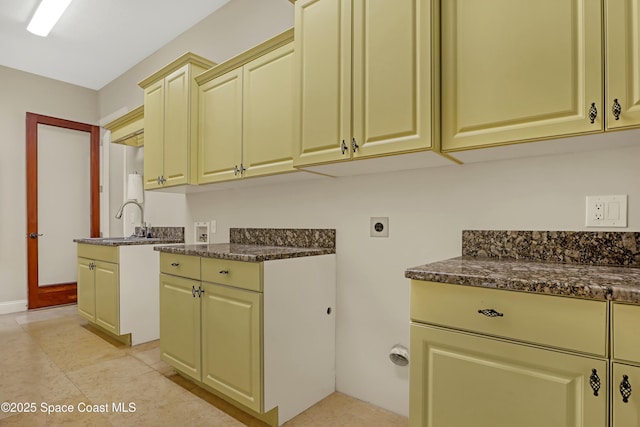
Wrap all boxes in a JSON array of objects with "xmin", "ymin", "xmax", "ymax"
[{"xmin": 28, "ymin": 232, "xmax": 43, "ymax": 239}]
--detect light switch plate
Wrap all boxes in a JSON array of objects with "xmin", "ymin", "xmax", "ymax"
[
  {"xmin": 585, "ymin": 195, "xmax": 627, "ymax": 227},
  {"xmin": 370, "ymin": 217, "xmax": 389, "ymax": 237}
]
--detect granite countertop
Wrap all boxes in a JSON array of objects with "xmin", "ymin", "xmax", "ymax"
[
  {"xmin": 74, "ymin": 226, "xmax": 185, "ymax": 246},
  {"xmin": 75, "ymin": 237, "xmax": 184, "ymax": 246},
  {"xmin": 154, "ymin": 243, "xmax": 335, "ymax": 262},
  {"xmin": 154, "ymin": 227, "xmax": 336, "ymax": 262},
  {"xmin": 406, "ymin": 230, "xmax": 640, "ymax": 304},
  {"xmin": 406, "ymin": 256, "xmax": 640, "ymax": 303}
]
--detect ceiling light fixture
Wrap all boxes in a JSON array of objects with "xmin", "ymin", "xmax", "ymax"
[{"xmin": 27, "ymin": 0, "xmax": 73, "ymax": 37}]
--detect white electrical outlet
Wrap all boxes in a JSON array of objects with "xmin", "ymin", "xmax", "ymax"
[
  {"xmin": 370, "ymin": 217, "xmax": 389, "ymax": 237},
  {"xmin": 586, "ymin": 195, "xmax": 627, "ymax": 227}
]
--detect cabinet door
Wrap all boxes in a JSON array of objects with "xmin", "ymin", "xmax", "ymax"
[
  {"xmin": 159, "ymin": 273, "xmax": 201, "ymax": 381},
  {"xmin": 77, "ymin": 257, "xmax": 95, "ymax": 322},
  {"xmin": 94, "ymin": 261, "xmax": 119, "ymax": 336},
  {"xmin": 143, "ymin": 79, "xmax": 165, "ymax": 189},
  {"xmin": 163, "ymin": 65, "xmax": 190, "ymax": 187},
  {"xmin": 606, "ymin": 0, "xmax": 640, "ymax": 129},
  {"xmin": 197, "ymin": 69, "xmax": 243, "ymax": 184},
  {"xmin": 612, "ymin": 362, "xmax": 640, "ymax": 427},
  {"xmin": 201, "ymin": 282, "xmax": 262, "ymax": 413},
  {"xmin": 410, "ymin": 324, "xmax": 607, "ymax": 427},
  {"xmin": 294, "ymin": 0, "xmax": 352, "ymax": 166},
  {"xmin": 351, "ymin": 0, "xmax": 433, "ymax": 158},
  {"xmin": 242, "ymin": 43, "xmax": 296, "ymax": 178},
  {"xmin": 441, "ymin": 0, "xmax": 603, "ymax": 151}
]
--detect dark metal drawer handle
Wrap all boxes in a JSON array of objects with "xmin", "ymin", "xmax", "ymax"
[
  {"xmin": 621, "ymin": 374, "xmax": 632, "ymax": 403},
  {"xmin": 219, "ymin": 270, "xmax": 229, "ymax": 275},
  {"xmin": 590, "ymin": 369, "xmax": 601, "ymax": 396},
  {"xmin": 171, "ymin": 262, "xmax": 180, "ymax": 267},
  {"xmin": 478, "ymin": 308, "xmax": 503, "ymax": 318}
]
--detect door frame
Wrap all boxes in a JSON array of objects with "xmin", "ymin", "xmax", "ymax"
[{"xmin": 26, "ymin": 112, "xmax": 101, "ymax": 309}]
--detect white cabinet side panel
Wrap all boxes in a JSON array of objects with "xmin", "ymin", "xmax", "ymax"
[
  {"xmin": 119, "ymin": 245, "xmax": 160, "ymax": 345},
  {"xmin": 263, "ymin": 254, "xmax": 336, "ymax": 423}
]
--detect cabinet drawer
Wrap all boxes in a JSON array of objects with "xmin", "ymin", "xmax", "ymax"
[
  {"xmin": 201, "ymin": 258, "xmax": 262, "ymax": 292},
  {"xmin": 613, "ymin": 303, "xmax": 640, "ymax": 363},
  {"xmin": 160, "ymin": 253, "xmax": 200, "ymax": 280},
  {"xmin": 77, "ymin": 244, "xmax": 118, "ymax": 263},
  {"xmin": 411, "ymin": 280, "xmax": 608, "ymax": 356}
]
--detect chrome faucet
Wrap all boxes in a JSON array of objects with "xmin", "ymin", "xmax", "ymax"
[{"xmin": 115, "ymin": 199, "xmax": 146, "ymax": 237}]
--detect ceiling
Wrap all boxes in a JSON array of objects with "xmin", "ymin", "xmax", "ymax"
[{"xmin": 0, "ymin": 0, "xmax": 232, "ymax": 90}]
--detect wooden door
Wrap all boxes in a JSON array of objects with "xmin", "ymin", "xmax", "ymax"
[
  {"xmin": 294, "ymin": 0, "xmax": 352, "ymax": 167},
  {"xmin": 410, "ymin": 324, "xmax": 607, "ymax": 427},
  {"xmin": 163, "ymin": 65, "xmax": 190, "ymax": 187},
  {"xmin": 242, "ymin": 43, "xmax": 296, "ymax": 178},
  {"xmin": 94, "ymin": 261, "xmax": 119, "ymax": 335},
  {"xmin": 197, "ymin": 69, "xmax": 243, "ymax": 184},
  {"xmin": 441, "ymin": 0, "xmax": 603, "ymax": 151},
  {"xmin": 351, "ymin": 0, "xmax": 433, "ymax": 158},
  {"xmin": 612, "ymin": 362, "xmax": 640, "ymax": 427},
  {"xmin": 201, "ymin": 282, "xmax": 262, "ymax": 412},
  {"xmin": 26, "ymin": 113, "xmax": 100, "ymax": 309},
  {"xmin": 159, "ymin": 273, "xmax": 201, "ymax": 381},
  {"xmin": 606, "ymin": 0, "xmax": 640, "ymax": 129},
  {"xmin": 143, "ymin": 79, "xmax": 165, "ymax": 189}
]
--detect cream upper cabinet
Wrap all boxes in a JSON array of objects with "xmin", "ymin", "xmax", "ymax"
[
  {"xmin": 606, "ymin": 0, "xmax": 640, "ymax": 130},
  {"xmin": 103, "ymin": 105, "xmax": 144, "ymax": 147},
  {"xmin": 197, "ymin": 31, "xmax": 296, "ymax": 184},
  {"xmin": 198, "ymin": 68, "xmax": 243, "ymax": 183},
  {"xmin": 441, "ymin": 0, "xmax": 604, "ymax": 151},
  {"xmin": 139, "ymin": 53, "xmax": 215, "ymax": 189},
  {"xmin": 294, "ymin": 0, "xmax": 435, "ymax": 167}
]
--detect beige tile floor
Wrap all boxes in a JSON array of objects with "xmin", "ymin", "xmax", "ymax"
[{"xmin": 0, "ymin": 305, "xmax": 408, "ymax": 426}]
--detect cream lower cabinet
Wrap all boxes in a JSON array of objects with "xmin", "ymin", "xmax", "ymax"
[
  {"xmin": 410, "ymin": 280, "xmax": 609, "ymax": 427},
  {"xmin": 196, "ymin": 31, "xmax": 296, "ymax": 184},
  {"xmin": 159, "ymin": 252, "xmax": 336, "ymax": 426},
  {"xmin": 77, "ymin": 257, "xmax": 119, "ymax": 336},
  {"xmin": 411, "ymin": 325, "xmax": 607, "ymax": 427},
  {"xmin": 201, "ymin": 281, "xmax": 262, "ymax": 411},
  {"xmin": 77, "ymin": 243, "xmax": 160, "ymax": 345},
  {"xmin": 611, "ymin": 302, "xmax": 640, "ymax": 427}
]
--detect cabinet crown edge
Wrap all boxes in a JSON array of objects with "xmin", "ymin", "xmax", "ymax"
[{"xmin": 138, "ymin": 52, "xmax": 217, "ymax": 88}]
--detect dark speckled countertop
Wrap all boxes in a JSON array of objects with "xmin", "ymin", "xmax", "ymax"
[
  {"xmin": 74, "ymin": 227, "xmax": 184, "ymax": 246},
  {"xmin": 406, "ymin": 230, "xmax": 640, "ymax": 304},
  {"xmin": 154, "ymin": 227, "xmax": 336, "ymax": 262}
]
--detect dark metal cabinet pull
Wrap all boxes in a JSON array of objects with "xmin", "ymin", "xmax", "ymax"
[
  {"xmin": 612, "ymin": 99, "xmax": 622, "ymax": 121},
  {"xmin": 351, "ymin": 138, "xmax": 359, "ymax": 153},
  {"xmin": 234, "ymin": 165, "xmax": 240, "ymax": 176},
  {"xmin": 590, "ymin": 369, "xmax": 601, "ymax": 396},
  {"xmin": 588, "ymin": 102, "xmax": 598, "ymax": 124},
  {"xmin": 171, "ymin": 262, "xmax": 179, "ymax": 267},
  {"xmin": 620, "ymin": 375, "xmax": 632, "ymax": 403},
  {"xmin": 340, "ymin": 140, "xmax": 348, "ymax": 155},
  {"xmin": 219, "ymin": 270, "xmax": 229, "ymax": 275},
  {"xmin": 478, "ymin": 308, "xmax": 503, "ymax": 317}
]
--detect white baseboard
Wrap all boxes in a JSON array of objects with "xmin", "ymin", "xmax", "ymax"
[{"xmin": 0, "ymin": 300, "xmax": 28, "ymax": 315}]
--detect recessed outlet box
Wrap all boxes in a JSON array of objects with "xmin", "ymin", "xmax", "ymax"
[
  {"xmin": 194, "ymin": 221, "xmax": 210, "ymax": 243},
  {"xmin": 370, "ymin": 217, "xmax": 389, "ymax": 237},
  {"xmin": 586, "ymin": 195, "xmax": 627, "ymax": 228}
]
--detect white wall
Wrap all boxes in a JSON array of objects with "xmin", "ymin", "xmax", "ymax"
[
  {"xmin": 185, "ymin": 142, "xmax": 640, "ymax": 416},
  {"xmin": 0, "ymin": 65, "xmax": 98, "ymax": 311}
]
